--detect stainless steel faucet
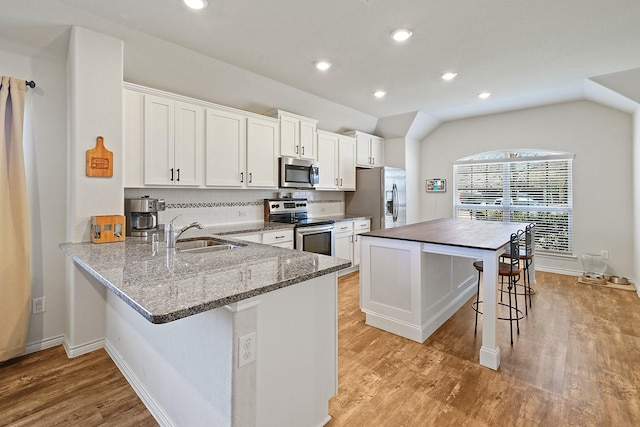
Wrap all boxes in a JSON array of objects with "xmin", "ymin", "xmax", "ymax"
[{"xmin": 166, "ymin": 215, "xmax": 204, "ymax": 248}]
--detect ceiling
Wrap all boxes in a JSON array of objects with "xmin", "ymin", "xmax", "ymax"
[{"xmin": 9, "ymin": 0, "xmax": 640, "ymax": 121}]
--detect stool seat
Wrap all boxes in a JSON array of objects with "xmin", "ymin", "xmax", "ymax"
[
  {"xmin": 473, "ymin": 260, "xmax": 521, "ymax": 276},
  {"xmin": 502, "ymin": 249, "xmax": 533, "ymax": 260}
]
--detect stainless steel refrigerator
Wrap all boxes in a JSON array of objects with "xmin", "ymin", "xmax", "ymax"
[{"xmin": 345, "ymin": 167, "xmax": 406, "ymax": 230}]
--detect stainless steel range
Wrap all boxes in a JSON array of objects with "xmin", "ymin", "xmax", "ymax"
[{"xmin": 264, "ymin": 199, "xmax": 335, "ymax": 256}]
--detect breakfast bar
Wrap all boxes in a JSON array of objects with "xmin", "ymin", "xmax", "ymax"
[{"xmin": 359, "ymin": 218, "xmax": 530, "ymax": 370}]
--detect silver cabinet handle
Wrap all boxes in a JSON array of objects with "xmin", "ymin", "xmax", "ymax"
[
  {"xmin": 240, "ymin": 172, "xmax": 244, "ymax": 182},
  {"xmin": 249, "ymin": 172, "xmax": 253, "ymax": 183},
  {"xmin": 295, "ymin": 145, "xmax": 299, "ymax": 154},
  {"xmin": 335, "ymin": 178, "xmax": 338, "ymax": 185},
  {"xmin": 340, "ymin": 178, "xmax": 343, "ymax": 186},
  {"xmin": 176, "ymin": 168, "xmax": 180, "ymax": 182},
  {"xmin": 275, "ymin": 235, "xmax": 286, "ymax": 239},
  {"xmin": 170, "ymin": 168, "xmax": 174, "ymax": 181},
  {"xmin": 301, "ymin": 146, "xmax": 305, "ymax": 155}
]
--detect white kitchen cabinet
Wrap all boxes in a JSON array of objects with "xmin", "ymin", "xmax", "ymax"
[
  {"xmin": 337, "ymin": 135, "xmax": 356, "ymax": 190},
  {"xmin": 352, "ymin": 219, "xmax": 371, "ymax": 266},
  {"xmin": 344, "ymin": 130, "xmax": 384, "ymax": 168},
  {"xmin": 205, "ymin": 108, "xmax": 246, "ymax": 187},
  {"xmin": 144, "ymin": 94, "xmax": 204, "ymax": 186},
  {"xmin": 228, "ymin": 229, "xmax": 294, "ymax": 249},
  {"xmin": 271, "ymin": 110, "xmax": 318, "ymax": 160},
  {"xmin": 316, "ymin": 131, "xmax": 356, "ymax": 191},
  {"xmin": 316, "ymin": 131, "xmax": 339, "ymax": 190},
  {"xmin": 205, "ymin": 110, "xmax": 279, "ymax": 189},
  {"xmin": 123, "ymin": 88, "xmax": 144, "ymax": 187},
  {"xmin": 335, "ymin": 221, "xmax": 353, "ymax": 262},
  {"xmin": 246, "ymin": 117, "xmax": 279, "ymax": 188}
]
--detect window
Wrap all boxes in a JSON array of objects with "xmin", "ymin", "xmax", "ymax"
[{"xmin": 453, "ymin": 150, "xmax": 573, "ymax": 255}]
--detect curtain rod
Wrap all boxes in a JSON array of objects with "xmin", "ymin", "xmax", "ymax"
[{"xmin": 25, "ymin": 80, "xmax": 36, "ymax": 89}]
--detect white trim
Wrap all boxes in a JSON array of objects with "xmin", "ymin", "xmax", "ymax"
[
  {"xmin": 318, "ymin": 415, "xmax": 332, "ymax": 427},
  {"xmin": 104, "ymin": 340, "xmax": 175, "ymax": 427},
  {"xmin": 23, "ymin": 335, "xmax": 65, "ymax": 356},
  {"xmin": 583, "ymin": 79, "xmax": 639, "ymax": 115},
  {"xmin": 536, "ymin": 265, "xmax": 582, "ymax": 277},
  {"xmin": 62, "ymin": 337, "xmax": 104, "ymax": 358}
]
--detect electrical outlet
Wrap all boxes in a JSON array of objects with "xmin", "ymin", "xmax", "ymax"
[
  {"xmin": 32, "ymin": 297, "xmax": 46, "ymax": 314},
  {"xmin": 238, "ymin": 332, "xmax": 256, "ymax": 367},
  {"xmin": 600, "ymin": 250, "xmax": 609, "ymax": 260}
]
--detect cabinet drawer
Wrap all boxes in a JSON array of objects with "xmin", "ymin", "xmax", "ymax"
[
  {"xmin": 335, "ymin": 222, "xmax": 353, "ymax": 235},
  {"xmin": 262, "ymin": 229, "xmax": 293, "ymax": 245},
  {"xmin": 354, "ymin": 220, "xmax": 370, "ymax": 233},
  {"xmin": 229, "ymin": 233, "xmax": 262, "ymax": 243}
]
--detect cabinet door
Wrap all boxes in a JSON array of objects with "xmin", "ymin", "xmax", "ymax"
[
  {"xmin": 205, "ymin": 108, "xmax": 246, "ymax": 187},
  {"xmin": 316, "ymin": 133, "xmax": 338, "ymax": 190},
  {"xmin": 355, "ymin": 133, "xmax": 372, "ymax": 167},
  {"xmin": 144, "ymin": 94, "xmax": 174, "ymax": 185},
  {"xmin": 124, "ymin": 89, "xmax": 144, "ymax": 187},
  {"xmin": 353, "ymin": 234, "xmax": 361, "ymax": 266},
  {"xmin": 335, "ymin": 233, "xmax": 352, "ymax": 263},
  {"xmin": 299, "ymin": 120, "xmax": 317, "ymax": 160},
  {"xmin": 229, "ymin": 233, "xmax": 262, "ymax": 243},
  {"xmin": 279, "ymin": 115, "xmax": 299, "ymax": 157},
  {"xmin": 370, "ymin": 136, "xmax": 384, "ymax": 167},
  {"xmin": 174, "ymin": 102, "xmax": 204, "ymax": 186},
  {"xmin": 338, "ymin": 136, "xmax": 356, "ymax": 190},
  {"xmin": 247, "ymin": 117, "xmax": 279, "ymax": 188}
]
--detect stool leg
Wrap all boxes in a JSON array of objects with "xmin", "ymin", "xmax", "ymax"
[
  {"xmin": 508, "ymin": 276, "xmax": 514, "ymax": 345},
  {"xmin": 513, "ymin": 275, "xmax": 520, "ymax": 335},
  {"xmin": 474, "ymin": 270, "xmax": 481, "ymax": 335}
]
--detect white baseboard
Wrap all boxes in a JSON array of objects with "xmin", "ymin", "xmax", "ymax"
[
  {"xmin": 24, "ymin": 335, "xmax": 65, "ymax": 356},
  {"xmin": 104, "ymin": 340, "xmax": 174, "ymax": 427},
  {"xmin": 535, "ymin": 265, "xmax": 582, "ymax": 276},
  {"xmin": 63, "ymin": 337, "xmax": 104, "ymax": 358},
  {"xmin": 337, "ymin": 265, "xmax": 359, "ymax": 276}
]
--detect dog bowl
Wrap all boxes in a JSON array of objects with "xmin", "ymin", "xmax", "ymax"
[{"xmin": 608, "ymin": 276, "xmax": 629, "ymax": 285}]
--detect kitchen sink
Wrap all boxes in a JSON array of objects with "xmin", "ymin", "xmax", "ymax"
[{"xmin": 175, "ymin": 237, "xmax": 245, "ymax": 254}]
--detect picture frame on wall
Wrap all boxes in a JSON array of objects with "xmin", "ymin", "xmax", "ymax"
[{"xmin": 426, "ymin": 178, "xmax": 446, "ymax": 192}]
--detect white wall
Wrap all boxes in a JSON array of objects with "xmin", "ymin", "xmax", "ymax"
[
  {"xmin": 421, "ymin": 100, "xmax": 633, "ymax": 277},
  {"xmin": 0, "ymin": 37, "xmax": 69, "ymax": 352},
  {"xmin": 634, "ymin": 109, "xmax": 640, "ymax": 294}
]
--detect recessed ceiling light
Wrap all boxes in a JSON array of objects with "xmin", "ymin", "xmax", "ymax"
[
  {"xmin": 478, "ymin": 92, "xmax": 492, "ymax": 99},
  {"xmin": 183, "ymin": 0, "xmax": 208, "ymax": 10},
  {"xmin": 390, "ymin": 29, "xmax": 413, "ymax": 42},
  {"xmin": 374, "ymin": 90, "xmax": 386, "ymax": 98},
  {"xmin": 442, "ymin": 72, "xmax": 458, "ymax": 81},
  {"xmin": 315, "ymin": 61, "xmax": 332, "ymax": 71}
]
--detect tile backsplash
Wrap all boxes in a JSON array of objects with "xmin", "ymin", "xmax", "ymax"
[{"xmin": 124, "ymin": 188, "xmax": 345, "ymax": 227}]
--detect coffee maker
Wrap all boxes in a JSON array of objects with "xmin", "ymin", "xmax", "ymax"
[{"xmin": 124, "ymin": 196, "xmax": 165, "ymax": 237}]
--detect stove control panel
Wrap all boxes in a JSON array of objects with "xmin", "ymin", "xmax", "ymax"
[{"xmin": 265, "ymin": 199, "xmax": 308, "ymax": 214}]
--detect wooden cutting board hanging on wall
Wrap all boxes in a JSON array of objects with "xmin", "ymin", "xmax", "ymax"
[{"xmin": 86, "ymin": 136, "xmax": 113, "ymax": 177}]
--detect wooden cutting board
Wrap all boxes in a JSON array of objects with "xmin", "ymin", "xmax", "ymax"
[{"xmin": 86, "ymin": 136, "xmax": 113, "ymax": 177}]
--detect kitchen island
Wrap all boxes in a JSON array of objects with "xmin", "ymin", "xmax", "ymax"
[
  {"xmin": 359, "ymin": 218, "xmax": 529, "ymax": 370},
  {"xmin": 61, "ymin": 233, "xmax": 350, "ymax": 427}
]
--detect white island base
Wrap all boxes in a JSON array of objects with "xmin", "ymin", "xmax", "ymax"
[
  {"xmin": 360, "ymin": 237, "xmax": 477, "ymax": 344},
  {"xmin": 105, "ymin": 273, "xmax": 337, "ymax": 427}
]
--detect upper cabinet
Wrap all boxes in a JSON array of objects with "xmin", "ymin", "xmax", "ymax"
[
  {"xmin": 204, "ymin": 107, "xmax": 246, "ymax": 188},
  {"xmin": 143, "ymin": 94, "xmax": 204, "ymax": 186},
  {"xmin": 343, "ymin": 130, "xmax": 384, "ymax": 168},
  {"xmin": 204, "ymin": 108, "xmax": 279, "ymax": 189},
  {"xmin": 246, "ymin": 116, "xmax": 279, "ymax": 188},
  {"xmin": 316, "ymin": 130, "xmax": 356, "ymax": 191},
  {"xmin": 271, "ymin": 110, "xmax": 318, "ymax": 160}
]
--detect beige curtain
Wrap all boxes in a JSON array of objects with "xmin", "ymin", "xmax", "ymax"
[{"xmin": 0, "ymin": 77, "xmax": 31, "ymax": 362}]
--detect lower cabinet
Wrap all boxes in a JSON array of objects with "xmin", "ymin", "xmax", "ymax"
[
  {"xmin": 335, "ymin": 219, "xmax": 371, "ymax": 271},
  {"xmin": 228, "ymin": 229, "xmax": 293, "ymax": 249}
]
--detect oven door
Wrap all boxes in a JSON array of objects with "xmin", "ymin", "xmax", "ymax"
[{"xmin": 295, "ymin": 224, "xmax": 335, "ymax": 256}]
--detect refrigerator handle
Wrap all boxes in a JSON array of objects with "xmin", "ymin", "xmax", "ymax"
[{"xmin": 392, "ymin": 183, "xmax": 399, "ymax": 222}]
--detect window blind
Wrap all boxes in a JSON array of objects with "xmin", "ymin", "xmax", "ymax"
[{"xmin": 453, "ymin": 151, "xmax": 573, "ymax": 255}]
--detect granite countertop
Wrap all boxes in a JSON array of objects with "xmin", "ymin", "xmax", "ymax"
[
  {"xmin": 60, "ymin": 234, "xmax": 350, "ymax": 324},
  {"xmin": 313, "ymin": 214, "xmax": 371, "ymax": 222},
  {"xmin": 205, "ymin": 221, "xmax": 294, "ymax": 236}
]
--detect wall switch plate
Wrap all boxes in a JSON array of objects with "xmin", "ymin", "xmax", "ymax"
[
  {"xmin": 238, "ymin": 332, "xmax": 256, "ymax": 368},
  {"xmin": 32, "ymin": 297, "xmax": 46, "ymax": 314}
]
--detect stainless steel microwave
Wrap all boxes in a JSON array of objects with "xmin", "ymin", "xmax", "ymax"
[{"xmin": 280, "ymin": 157, "xmax": 319, "ymax": 189}]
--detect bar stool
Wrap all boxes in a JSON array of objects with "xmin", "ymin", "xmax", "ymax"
[
  {"xmin": 501, "ymin": 223, "xmax": 535, "ymax": 314},
  {"xmin": 472, "ymin": 231, "xmax": 524, "ymax": 345}
]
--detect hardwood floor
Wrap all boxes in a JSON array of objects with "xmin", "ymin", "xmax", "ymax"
[
  {"xmin": 1, "ymin": 271, "xmax": 639, "ymax": 426},
  {"xmin": 327, "ymin": 271, "xmax": 640, "ymax": 426},
  {"xmin": 0, "ymin": 346, "xmax": 156, "ymax": 426}
]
